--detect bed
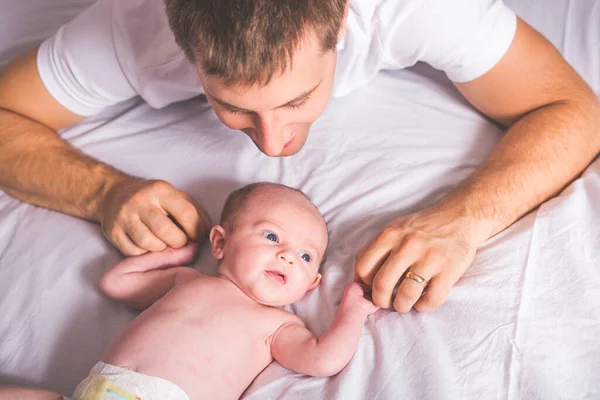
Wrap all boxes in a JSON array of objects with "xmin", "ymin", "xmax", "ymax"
[{"xmin": 1, "ymin": 0, "xmax": 599, "ymax": 398}]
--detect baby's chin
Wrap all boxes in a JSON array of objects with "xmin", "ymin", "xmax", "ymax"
[
  {"xmin": 250, "ymin": 290, "xmax": 309, "ymax": 308},
  {"xmin": 253, "ymin": 296, "xmax": 302, "ymax": 308}
]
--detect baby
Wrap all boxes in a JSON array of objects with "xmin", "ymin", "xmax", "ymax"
[{"xmin": 69, "ymin": 182, "xmax": 378, "ymax": 399}]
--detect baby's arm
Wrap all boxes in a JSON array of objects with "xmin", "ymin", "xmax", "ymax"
[
  {"xmin": 271, "ymin": 283, "xmax": 378, "ymax": 377},
  {"xmin": 100, "ymin": 243, "xmax": 199, "ymax": 310}
]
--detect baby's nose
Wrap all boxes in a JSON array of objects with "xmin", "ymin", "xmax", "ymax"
[{"xmin": 279, "ymin": 253, "xmax": 294, "ymax": 265}]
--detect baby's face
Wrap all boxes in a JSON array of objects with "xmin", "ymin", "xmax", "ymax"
[{"xmin": 211, "ymin": 187, "xmax": 328, "ymax": 306}]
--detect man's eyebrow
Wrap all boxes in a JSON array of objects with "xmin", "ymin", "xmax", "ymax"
[{"xmin": 207, "ymin": 80, "xmax": 323, "ymax": 113}]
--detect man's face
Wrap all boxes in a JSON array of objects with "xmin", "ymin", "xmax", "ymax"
[{"xmin": 197, "ymin": 31, "xmax": 337, "ymax": 157}]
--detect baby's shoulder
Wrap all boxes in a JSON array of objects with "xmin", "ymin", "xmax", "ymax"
[
  {"xmin": 169, "ymin": 271, "xmax": 220, "ymax": 299},
  {"xmin": 176, "ymin": 271, "xmax": 215, "ymax": 286},
  {"xmin": 267, "ymin": 307, "xmax": 305, "ymax": 331},
  {"xmin": 244, "ymin": 306, "xmax": 299, "ymax": 332}
]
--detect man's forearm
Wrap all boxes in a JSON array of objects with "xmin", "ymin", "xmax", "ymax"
[
  {"xmin": 0, "ymin": 108, "xmax": 128, "ymax": 220},
  {"xmin": 440, "ymin": 97, "xmax": 600, "ymax": 244}
]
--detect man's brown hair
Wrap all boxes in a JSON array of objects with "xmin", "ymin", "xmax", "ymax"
[{"xmin": 164, "ymin": 0, "xmax": 347, "ymax": 86}]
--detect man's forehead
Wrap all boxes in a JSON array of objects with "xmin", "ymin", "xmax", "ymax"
[
  {"xmin": 201, "ymin": 71, "xmax": 325, "ymax": 113},
  {"xmin": 198, "ymin": 28, "xmax": 326, "ymax": 88},
  {"xmin": 207, "ymin": 80, "xmax": 322, "ymax": 114},
  {"xmin": 197, "ymin": 32, "xmax": 331, "ymax": 112}
]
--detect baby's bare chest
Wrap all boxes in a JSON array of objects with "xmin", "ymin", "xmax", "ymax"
[
  {"xmin": 110, "ymin": 281, "xmax": 289, "ymax": 396},
  {"xmin": 144, "ymin": 281, "xmax": 285, "ymax": 363}
]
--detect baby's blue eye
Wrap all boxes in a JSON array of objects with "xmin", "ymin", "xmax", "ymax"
[
  {"xmin": 263, "ymin": 232, "xmax": 278, "ymax": 243},
  {"xmin": 300, "ymin": 252, "xmax": 311, "ymax": 262}
]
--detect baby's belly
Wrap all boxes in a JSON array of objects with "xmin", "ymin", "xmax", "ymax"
[{"xmin": 102, "ymin": 313, "xmax": 273, "ymax": 400}]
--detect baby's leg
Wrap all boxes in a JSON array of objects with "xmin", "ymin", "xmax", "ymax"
[{"xmin": 0, "ymin": 385, "xmax": 65, "ymax": 400}]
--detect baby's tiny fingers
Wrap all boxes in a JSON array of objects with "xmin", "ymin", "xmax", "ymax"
[{"xmin": 345, "ymin": 282, "xmax": 365, "ymax": 296}]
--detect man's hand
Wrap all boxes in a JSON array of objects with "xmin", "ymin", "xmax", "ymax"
[
  {"xmin": 98, "ymin": 178, "xmax": 212, "ymax": 256},
  {"xmin": 354, "ymin": 205, "xmax": 480, "ymax": 313}
]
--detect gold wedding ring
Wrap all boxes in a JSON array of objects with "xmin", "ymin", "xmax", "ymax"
[{"xmin": 405, "ymin": 271, "xmax": 428, "ymax": 286}]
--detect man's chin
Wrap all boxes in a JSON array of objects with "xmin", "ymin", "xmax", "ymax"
[
  {"xmin": 247, "ymin": 133, "xmax": 308, "ymax": 157},
  {"xmin": 278, "ymin": 146, "xmax": 302, "ymax": 157},
  {"xmin": 256, "ymin": 141, "xmax": 306, "ymax": 157},
  {"xmin": 280, "ymin": 136, "xmax": 309, "ymax": 156}
]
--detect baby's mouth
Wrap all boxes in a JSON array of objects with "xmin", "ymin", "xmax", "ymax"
[{"xmin": 265, "ymin": 270, "xmax": 287, "ymax": 284}]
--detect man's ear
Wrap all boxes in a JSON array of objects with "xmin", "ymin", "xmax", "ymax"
[
  {"xmin": 308, "ymin": 273, "xmax": 322, "ymax": 291},
  {"xmin": 209, "ymin": 225, "xmax": 227, "ymax": 260},
  {"xmin": 338, "ymin": 0, "xmax": 351, "ymax": 43}
]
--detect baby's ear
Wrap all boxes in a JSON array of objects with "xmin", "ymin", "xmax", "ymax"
[
  {"xmin": 209, "ymin": 225, "xmax": 227, "ymax": 260},
  {"xmin": 307, "ymin": 273, "xmax": 322, "ymax": 292}
]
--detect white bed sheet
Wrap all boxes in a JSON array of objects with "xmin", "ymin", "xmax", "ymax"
[{"xmin": 0, "ymin": 0, "xmax": 599, "ymax": 398}]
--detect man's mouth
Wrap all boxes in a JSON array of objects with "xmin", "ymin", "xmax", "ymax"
[{"xmin": 265, "ymin": 270, "xmax": 287, "ymax": 284}]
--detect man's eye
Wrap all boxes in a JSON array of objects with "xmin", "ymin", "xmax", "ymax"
[
  {"xmin": 263, "ymin": 232, "xmax": 278, "ymax": 243},
  {"xmin": 299, "ymin": 252, "xmax": 311, "ymax": 262},
  {"xmin": 223, "ymin": 105, "xmax": 245, "ymax": 115},
  {"xmin": 285, "ymin": 95, "xmax": 311, "ymax": 111}
]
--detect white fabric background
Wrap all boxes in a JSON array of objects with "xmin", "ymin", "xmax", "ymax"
[{"xmin": 0, "ymin": 0, "xmax": 599, "ymax": 399}]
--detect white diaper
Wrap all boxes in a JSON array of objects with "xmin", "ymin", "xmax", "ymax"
[{"xmin": 71, "ymin": 362, "xmax": 189, "ymax": 400}]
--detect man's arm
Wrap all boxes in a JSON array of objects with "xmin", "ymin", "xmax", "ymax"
[
  {"xmin": 100, "ymin": 243, "xmax": 199, "ymax": 310},
  {"xmin": 356, "ymin": 18, "xmax": 600, "ymax": 312},
  {"xmin": 450, "ymin": 17, "xmax": 600, "ymax": 239},
  {"xmin": 0, "ymin": 48, "xmax": 122, "ymax": 218},
  {"xmin": 0, "ymin": 48, "xmax": 210, "ymax": 256},
  {"xmin": 271, "ymin": 283, "xmax": 378, "ymax": 377}
]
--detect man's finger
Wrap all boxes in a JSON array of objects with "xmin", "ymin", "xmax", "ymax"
[
  {"xmin": 161, "ymin": 195, "xmax": 206, "ymax": 241},
  {"xmin": 195, "ymin": 202, "xmax": 213, "ymax": 232},
  {"xmin": 113, "ymin": 229, "xmax": 148, "ymax": 256},
  {"xmin": 141, "ymin": 209, "xmax": 188, "ymax": 249},
  {"xmin": 354, "ymin": 234, "xmax": 397, "ymax": 285},
  {"xmin": 413, "ymin": 276, "xmax": 453, "ymax": 313},
  {"xmin": 371, "ymin": 239, "xmax": 426, "ymax": 309},
  {"xmin": 392, "ymin": 249, "xmax": 442, "ymax": 312},
  {"xmin": 124, "ymin": 217, "xmax": 168, "ymax": 252}
]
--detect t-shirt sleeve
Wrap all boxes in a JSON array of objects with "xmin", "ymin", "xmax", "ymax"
[
  {"xmin": 36, "ymin": 0, "xmax": 137, "ymax": 117},
  {"xmin": 377, "ymin": 0, "xmax": 517, "ymax": 83}
]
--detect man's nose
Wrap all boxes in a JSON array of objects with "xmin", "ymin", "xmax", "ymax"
[{"xmin": 255, "ymin": 113, "xmax": 288, "ymax": 156}]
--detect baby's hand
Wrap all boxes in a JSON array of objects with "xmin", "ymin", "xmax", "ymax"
[{"xmin": 340, "ymin": 282, "xmax": 380, "ymax": 316}]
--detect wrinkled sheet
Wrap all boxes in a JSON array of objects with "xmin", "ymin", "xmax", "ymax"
[{"xmin": 0, "ymin": 0, "xmax": 599, "ymax": 398}]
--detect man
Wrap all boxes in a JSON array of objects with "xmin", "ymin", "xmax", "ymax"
[{"xmin": 0, "ymin": 0, "xmax": 598, "ymax": 314}]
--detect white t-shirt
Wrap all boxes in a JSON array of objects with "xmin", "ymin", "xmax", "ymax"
[{"xmin": 37, "ymin": 0, "xmax": 517, "ymax": 117}]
